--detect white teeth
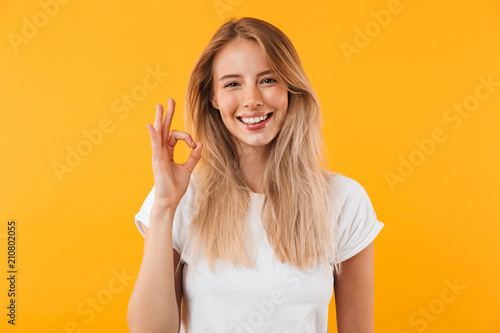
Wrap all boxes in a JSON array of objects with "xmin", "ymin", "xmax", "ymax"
[{"xmin": 240, "ymin": 114, "xmax": 270, "ymax": 124}]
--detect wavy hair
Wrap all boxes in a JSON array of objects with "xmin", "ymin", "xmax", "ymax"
[{"xmin": 179, "ymin": 17, "xmax": 341, "ymax": 277}]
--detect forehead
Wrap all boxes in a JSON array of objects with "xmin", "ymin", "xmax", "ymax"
[{"xmin": 212, "ymin": 37, "xmax": 270, "ymax": 77}]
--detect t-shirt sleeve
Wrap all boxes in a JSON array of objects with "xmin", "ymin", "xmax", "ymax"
[
  {"xmin": 333, "ymin": 177, "xmax": 384, "ymax": 263},
  {"xmin": 134, "ymin": 185, "xmax": 155, "ymax": 237},
  {"xmin": 134, "ymin": 184, "xmax": 190, "ymax": 254}
]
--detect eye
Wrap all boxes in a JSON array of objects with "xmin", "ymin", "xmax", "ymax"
[
  {"xmin": 262, "ymin": 78, "xmax": 277, "ymax": 84},
  {"xmin": 224, "ymin": 82, "xmax": 239, "ymax": 88}
]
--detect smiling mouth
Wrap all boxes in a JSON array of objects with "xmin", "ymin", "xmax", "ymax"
[{"xmin": 237, "ymin": 113, "xmax": 273, "ymax": 124}]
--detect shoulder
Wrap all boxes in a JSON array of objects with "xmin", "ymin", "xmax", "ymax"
[
  {"xmin": 324, "ymin": 170, "xmax": 379, "ymax": 228},
  {"xmin": 324, "ymin": 170, "xmax": 369, "ymax": 200},
  {"xmin": 324, "ymin": 171, "xmax": 384, "ymax": 262}
]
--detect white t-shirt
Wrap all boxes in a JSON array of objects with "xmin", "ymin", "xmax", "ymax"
[{"xmin": 134, "ymin": 172, "xmax": 384, "ymax": 333}]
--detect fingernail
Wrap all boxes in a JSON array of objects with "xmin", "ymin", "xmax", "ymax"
[
  {"xmin": 168, "ymin": 98, "xmax": 172, "ymax": 104},
  {"xmin": 192, "ymin": 141, "xmax": 196, "ymax": 147},
  {"xmin": 156, "ymin": 104, "xmax": 160, "ymax": 111}
]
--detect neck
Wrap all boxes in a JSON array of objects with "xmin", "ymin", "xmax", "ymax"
[{"xmin": 237, "ymin": 145, "xmax": 269, "ymax": 194}]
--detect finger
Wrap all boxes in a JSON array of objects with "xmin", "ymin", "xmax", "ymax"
[
  {"xmin": 154, "ymin": 104, "xmax": 164, "ymax": 144},
  {"xmin": 167, "ymin": 130, "xmax": 197, "ymax": 148},
  {"xmin": 146, "ymin": 124, "xmax": 159, "ymax": 150},
  {"xmin": 162, "ymin": 98, "xmax": 175, "ymax": 147},
  {"xmin": 182, "ymin": 142, "xmax": 203, "ymax": 174}
]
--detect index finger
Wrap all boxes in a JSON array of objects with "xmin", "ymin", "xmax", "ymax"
[
  {"xmin": 161, "ymin": 98, "xmax": 175, "ymax": 146},
  {"xmin": 154, "ymin": 104, "xmax": 164, "ymax": 143}
]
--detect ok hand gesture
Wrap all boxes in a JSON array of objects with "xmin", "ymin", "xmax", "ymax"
[{"xmin": 145, "ymin": 99, "xmax": 203, "ymax": 210}]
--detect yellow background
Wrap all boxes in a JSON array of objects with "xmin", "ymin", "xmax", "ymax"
[{"xmin": 1, "ymin": 0, "xmax": 499, "ymax": 332}]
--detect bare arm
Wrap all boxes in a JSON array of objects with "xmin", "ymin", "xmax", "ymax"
[
  {"xmin": 334, "ymin": 241, "xmax": 375, "ymax": 333},
  {"xmin": 142, "ymin": 220, "xmax": 183, "ymax": 329},
  {"xmin": 127, "ymin": 100, "xmax": 201, "ymax": 333},
  {"xmin": 127, "ymin": 207, "xmax": 181, "ymax": 333}
]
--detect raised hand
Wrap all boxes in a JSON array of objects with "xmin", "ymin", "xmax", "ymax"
[{"xmin": 145, "ymin": 99, "xmax": 203, "ymax": 210}]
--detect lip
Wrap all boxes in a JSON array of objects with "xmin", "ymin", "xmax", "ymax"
[{"xmin": 238, "ymin": 113, "xmax": 273, "ymax": 131}]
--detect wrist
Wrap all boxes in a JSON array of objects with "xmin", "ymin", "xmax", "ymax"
[
  {"xmin": 152, "ymin": 202, "xmax": 176, "ymax": 215},
  {"xmin": 152, "ymin": 196, "xmax": 179, "ymax": 212},
  {"xmin": 150, "ymin": 203, "xmax": 177, "ymax": 225}
]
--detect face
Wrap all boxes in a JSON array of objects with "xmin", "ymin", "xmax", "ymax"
[{"xmin": 210, "ymin": 37, "xmax": 288, "ymax": 156}]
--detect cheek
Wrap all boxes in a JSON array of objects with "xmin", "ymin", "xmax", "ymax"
[
  {"xmin": 266, "ymin": 86, "xmax": 288, "ymax": 106},
  {"xmin": 218, "ymin": 93, "xmax": 240, "ymax": 110},
  {"xmin": 281, "ymin": 93, "xmax": 289, "ymax": 112},
  {"xmin": 272, "ymin": 91, "xmax": 288, "ymax": 116},
  {"xmin": 276, "ymin": 92, "xmax": 289, "ymax": 125}
]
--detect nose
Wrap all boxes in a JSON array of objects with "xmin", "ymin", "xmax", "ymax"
[{"xmin": 243, "ymin": 85, "xmax": 263, "ymax": 109}]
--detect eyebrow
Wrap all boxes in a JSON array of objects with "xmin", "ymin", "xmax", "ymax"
[{"xmin": 218, "ymin": 70, "xmax": 273, "ymax": 81}]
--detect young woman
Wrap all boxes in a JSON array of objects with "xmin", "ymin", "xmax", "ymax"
[{"xmin": 127, "ymin": 17, "xmax": 384, "ymax": 333}]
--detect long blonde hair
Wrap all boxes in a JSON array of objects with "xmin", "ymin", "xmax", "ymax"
[{"xmin": 181, "ymin": 17, "xmax": 341, "ymax": 276}]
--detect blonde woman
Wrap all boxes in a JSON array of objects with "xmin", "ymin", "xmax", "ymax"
[{"xmin": 128, "ymin": 17, "xmax": 384, "ymax": 333}]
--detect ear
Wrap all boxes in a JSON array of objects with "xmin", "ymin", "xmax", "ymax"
[{"xmin": 209, "ymin": 91, "xmax": 219, "ymax": 110}]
